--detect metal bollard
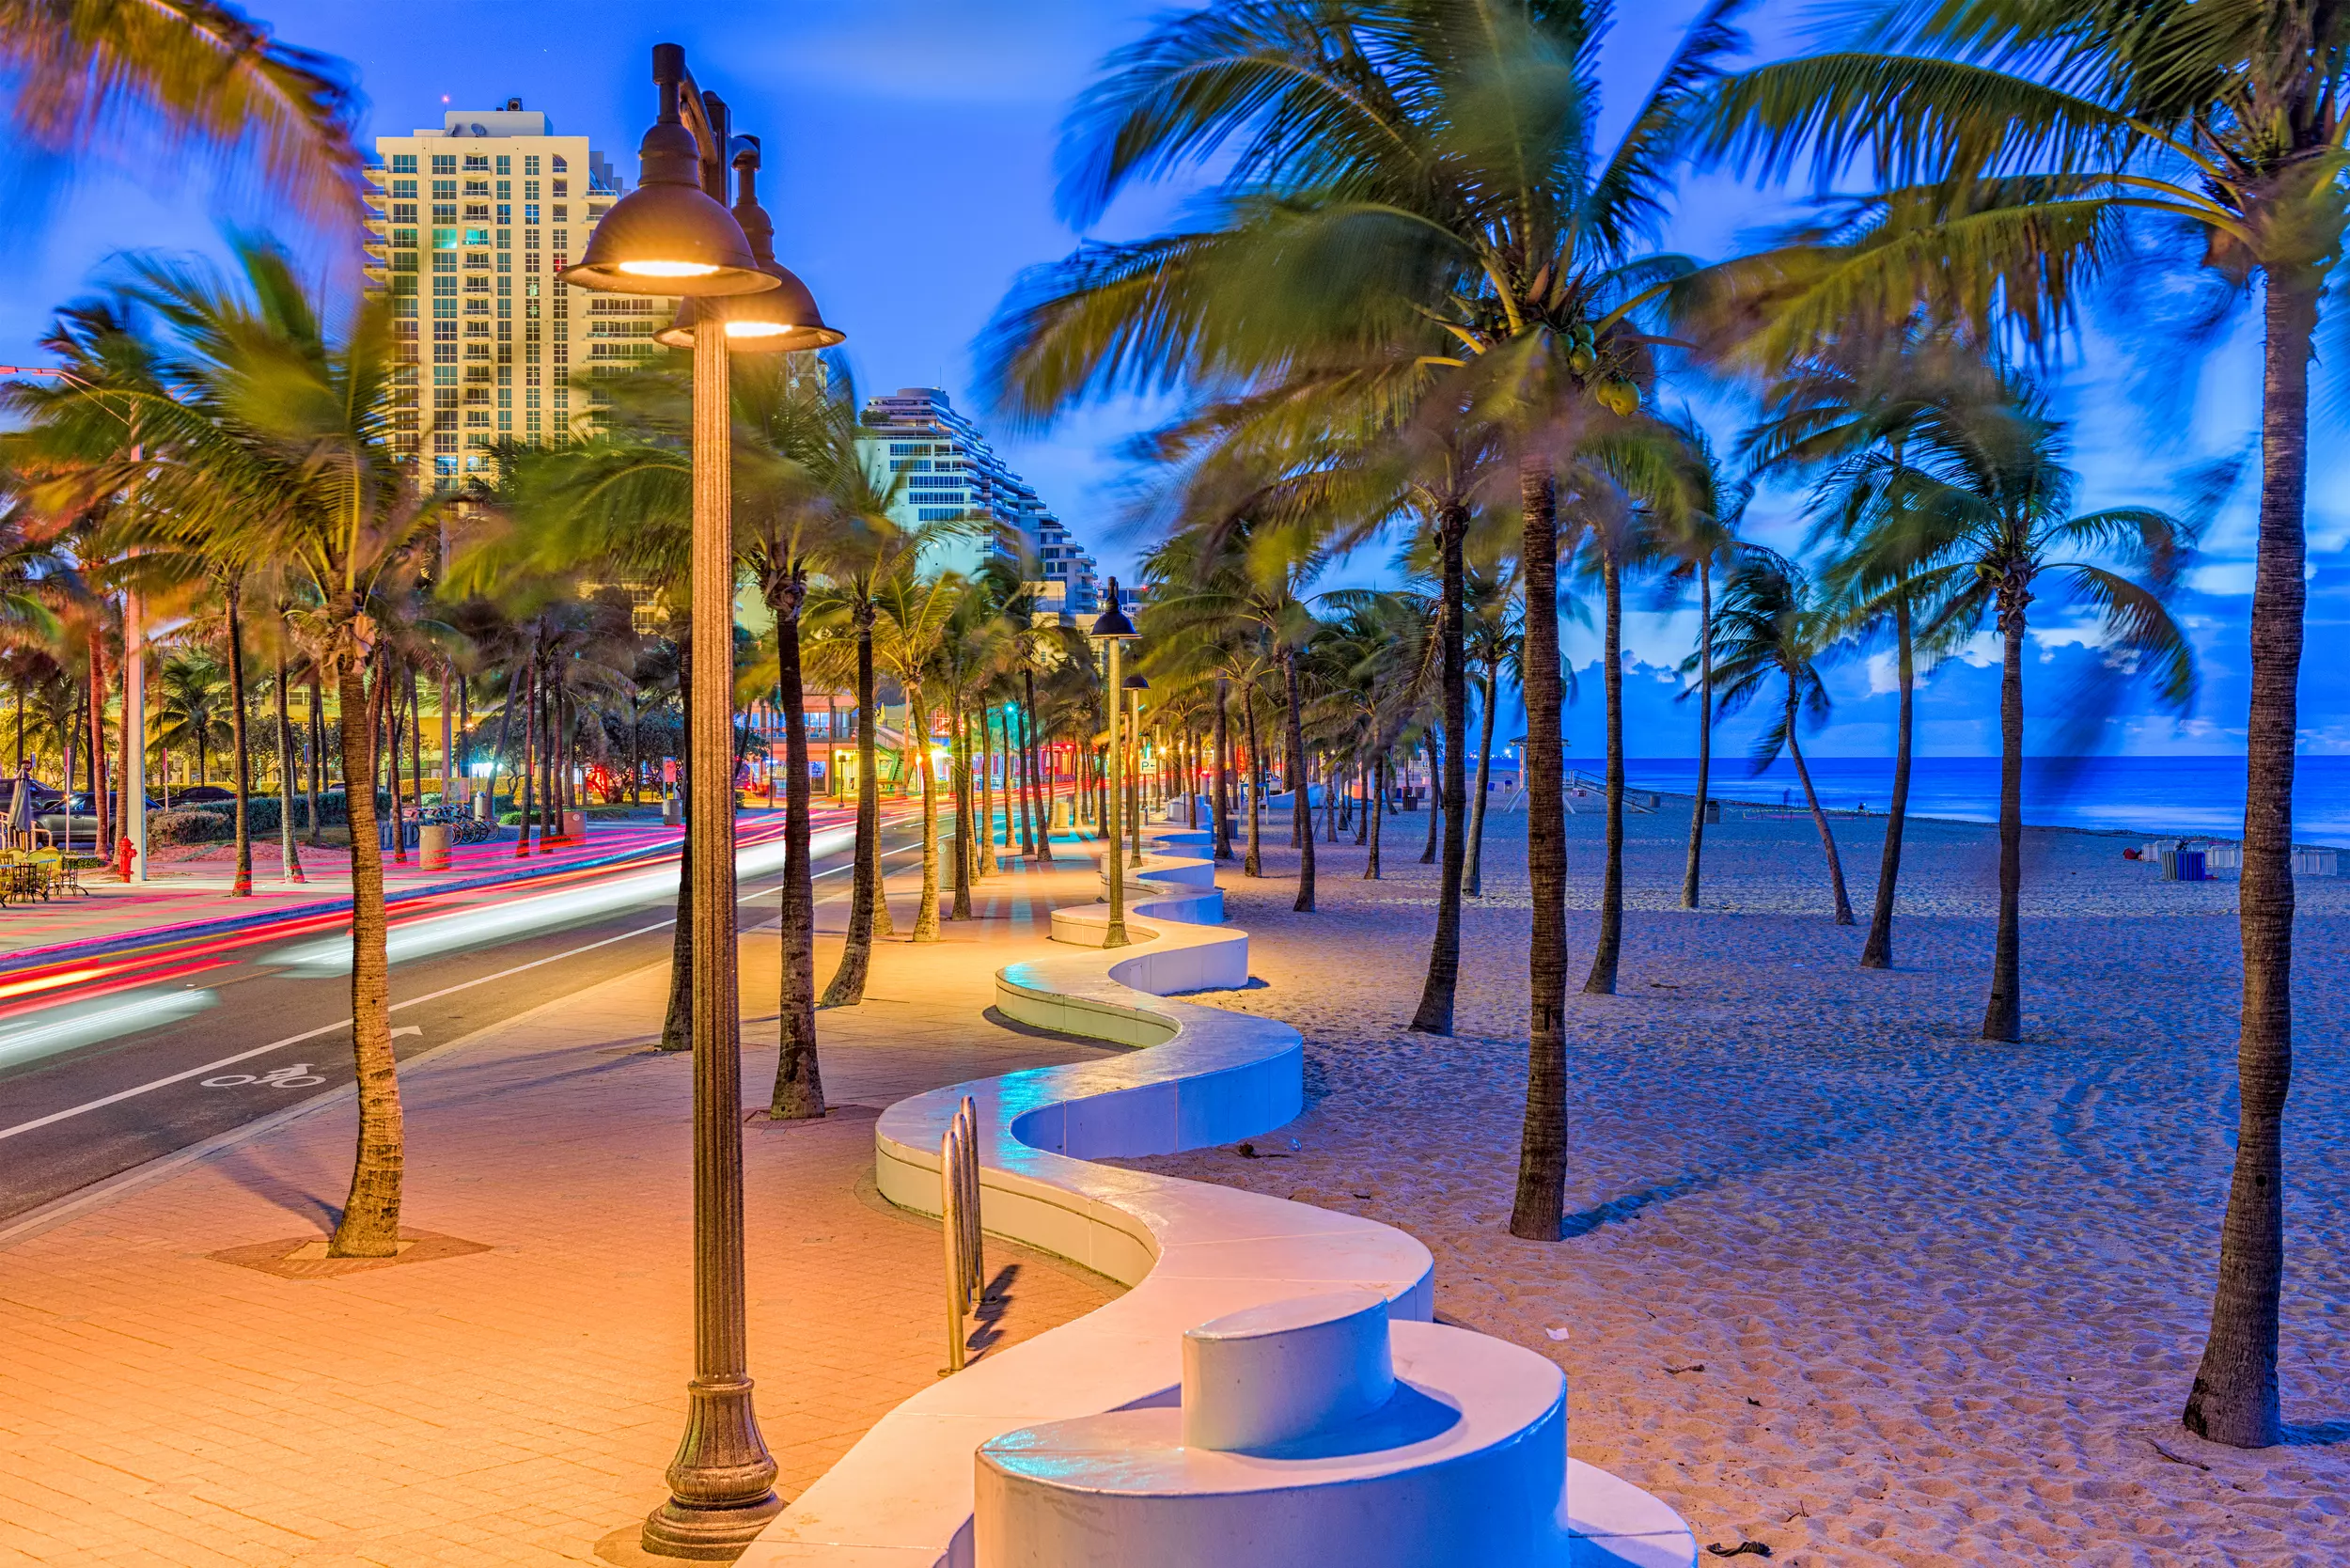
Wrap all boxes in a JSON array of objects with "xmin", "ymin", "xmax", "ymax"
[{"xmin": 941, "ymin": 1098, "xmax": 985, "ymax": 1373}]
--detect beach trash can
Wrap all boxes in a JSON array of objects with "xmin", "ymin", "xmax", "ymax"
[
  {"xmin": 419, "ymin": 822, "xmax": 451, "ymax": 870},
  {"xmin": 1704, "ymin": 799, "xmax": 1721, "ymax": 824}
]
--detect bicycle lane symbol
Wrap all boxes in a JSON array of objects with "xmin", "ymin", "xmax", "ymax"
[{"xmin": 202, "ymin": 1064, "xmax": 327, "ymax": 1090}]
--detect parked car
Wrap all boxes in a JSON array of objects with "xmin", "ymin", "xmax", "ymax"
[{"xmin": 173, "ymin": 785, "xmax": 236, "ymax": 803}]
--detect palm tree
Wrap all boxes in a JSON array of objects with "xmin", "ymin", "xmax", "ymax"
[
  {"xmin": 873, "ymin": 565, "xmax": 967, "ymax": 943},
  {"xmin": 152, "ymin": 650, "xmax": 230, "ymax": 784},
  {"xmin": 1708, "ymin": 545, "xmax": 1855, "ymax": 925},
  {"xmin": 1695, "ymin": 4, "xmax": 2345, "ymax": 1445},
  {"xmin": 0, "ymin": 1, "xmax": 361, "ymax": 225},
  {"xmin": 104, "ymin": 240, "xmax": 448, "ymax": 1256},
  {"xmin": 1461, "ymin": 552, "xmax": 1521, "ymax": 899},
  {"xmin": 983, "ymin": 0, "xmax": 1754, "ymax": 1238},
  {"xmin": 1848, "ymin": 378, "xmax": 2197, "ymax": 1042},
  {"xmin": 1653, "ymin": 425, "xmax": 1745, "ymax": 911},
  {"xmin": 1747, "ymin": 324, "xmax": 2001, "ymax": 967}
]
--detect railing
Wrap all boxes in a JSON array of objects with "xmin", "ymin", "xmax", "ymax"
[{"xmin": 940, "ymin": 1094, "xmax": 983, "ymax": 1373}]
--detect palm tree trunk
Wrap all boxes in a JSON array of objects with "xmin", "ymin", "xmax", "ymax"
[
  {"xmin": 1511, "ymin": 458, "xmax": 1568, "ymax": 1242},
  {"xmin": 407, "ymin": 666, "xmax": 423, "ymax": 829},
  {"xmin": 911, "ymin": 688, "xmax": 941, "ymax": 941},
  {"xmin": 1786, "ymin": 683, "xmax": 1856, "ymax": 927},
  {"xmin": 1419, "ymin": 724, "xmax": 1442, "ymax": 864},
  {"xmin": 1860, "ymin": 592, "xmax": 1914, "ymax": 967},
  {"xmin": 1411, "ymin": 504, "xmax": 1469, "ymax": 1028},
  {"xmin": 1465, "ymin": 660, "xmax": 1498, "ymax": 897},
  {"xmin": 513, "ymin": 657, "xmax": 535, "ymax": 857},
  {"xmin": 1981, "ymin": 588, "xmax": 2026, "ymax": 1037},
  {"xmin": 329, "ymin": 659, "xmax": 401, "ymax": 1258},
  {"xmin": 1286, "ymin": 651, "xmax": 1314, "ymax": 912},
  {"xmin": 1364, "ymin": 750, "xmax": 1385, "ymax": 879},
  {"xmin": 2186, "ymin": 274, "xmax": 2313, "ymax": 1450},
  {"xmin": 1354, "ymin": 755, "xmax": 1369, "ymax": 844},
  {"xmin": 1682, "ymin": 558, "xmax": 1714, "ymax": 910},
  {"xmin": 1012, "ymin": 701, "xmax": 1036, "ymax": 855},
  {"xmin": 384, "ymin": 666, "xmax": 404, "ymax": 866},
  {"xmin": 225, "ymin": 580, "xmax": 254, "ymax": 897},
  {"xmin": 948, "ymin": 698, "xmax": 974, "ymax": 919},
  {"xmin": 306, "ymin": 666, "xmax": 323, "ymax": 843},
  {"xmin": 274, "ymin": 643, "xmax": 304, "ymax": 883},
  {"xmin": 769, "ymin": 572, "xmax": 823, "ymax": 1121},
  {"xmin": 823, "ymin": 604, "xmax": 883, "ymax": 1003},
  {"xmin": 485, "ymin": 667, "xmax": 517, "ymax": 826},
  {"xmin": 662, "ymin": 637, "xmax": 693, "ymax": 1050},
  {"xmin": 1243, "ymin": 686, "xmax": 1263, "ymax": 878},
  {"xmin": 1213, "ymin": 677, "xmax": 1233, "ymax": 861},
  {"xmin": 1584, "ymin": 547, "xmax": 1625, "ymax": 995},
  {"xmin": 87, "ymin": 648, "xmax": 108, "ymax": 860},
  {"xmin": 1024, "ymin": 666, "xmax": 1055, "ymax": 864}
]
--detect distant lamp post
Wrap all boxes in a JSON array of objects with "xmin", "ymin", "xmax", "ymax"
[
  {"xmin": 1122, "ymin": 673, "xmax": 1149, "ymax": 859},
  {"xmin": 1089, "ymin": 580, "xmax": 1138, "ymax": 948},
  {"xmin": 562, "ymin": 40, "xmax": 832, "ymax": 1561}
]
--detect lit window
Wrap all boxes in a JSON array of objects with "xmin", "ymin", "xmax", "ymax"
[
  {"xmin": 432, "ymin": 228, "xmax": 459, "ymax": 252},
  {"xmin": 495, "ymin": 204, "xmax": 510, "ymax": 224},
  {"xmin": 463, "ymin": 227, "xmax": 489, "ymax": 245},
  {"xmin": 523, "ymin": 203, "xmax": 539, "ymax": 224}
]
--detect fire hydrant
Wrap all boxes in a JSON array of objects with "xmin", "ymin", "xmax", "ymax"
[{"xmin": 115, "ymin": 835, "xmax": 137, "ymax": 881}]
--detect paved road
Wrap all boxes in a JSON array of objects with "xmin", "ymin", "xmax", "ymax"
[{"xmin": 0, "ymin": 808, "xmax": 931, "ymax": 1224}]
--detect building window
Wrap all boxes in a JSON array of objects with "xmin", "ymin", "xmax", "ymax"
[
  {"xmin": 551, "ymin": 155, "xmax": 567, "ymax": 173},
  {"xmin": 392, "ymin": 154, "xmax": 417, "ymax": 174},
  {"xmin": 523, "ymin": 226, "xmax": 540, "ymax": 250},
  {"xmin": 391, "ymin": 251, "xmax": 418, "ymax": 273},
  {"xmin": 463, "ymin": 227, "xmax": 489, "ymax": 245},
  {"xmin": 431, "ymin": 179, "xmax": 456, "ymax": 199},
  {"xmin": 916, "ymin": 508, "xmax": 964, "ymax": 522},
  {"xmin": 552, "ymin": 229, "xmax": 568, "ymax": 249},
  {"xmin": 431, "ymin": 154, "xmax": 457, "ymax": 175},
  {"xmin": 525, "ymin": 388, "xmax": 541, "ymax": 409},
  {"xmin": 523, "ymin": 203, "xmax": 539, "ymax": 225},
  {"xmin": 463, "ymin": 203, "xmax": 490, "ymax": 221},
  {"xmin": 462, "ymin": 153, "xmax": 489, "ymax": 171},
  {"xmin": 391, "ymin": 179, "xmax": 416, "ymax": 199},
  {"xmin": 552, "ymin": 204, "xmax": 569, "ymax": 223},
  {"xmin": 434, "ymin": 432, "xmax": 456, "ymax": 452},
  {"xmin": 433, "ymin": 377, "xmax": 456, "ymax": 397},
  {"xmin": 463, "ymin": 179, "xmax": 489, "ymax": 196},
  {"xmin": 432, "ymin": 228, "xmax": 458, "ymax": 253},
  {"xmin": 391, "ymin": 204, "xmax": 417, "ymax": 225},
  {"xmin": 524, "ymin": 155, "xmax": 540, "ymax": 177},
  {"xmin": 495, "ymin": 156, "xmax": 510, "ymax": 176},
  {"xmin": 495, "ymin": 204, "xmax": 510, "ymax": 225}
]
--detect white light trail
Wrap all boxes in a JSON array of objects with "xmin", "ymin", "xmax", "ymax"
[{"xmin": 0, "ymin": 988, "xmax": 220, "ymax": 1073}]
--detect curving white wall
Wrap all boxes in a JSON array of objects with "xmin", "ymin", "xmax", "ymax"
[{"xmin": 740, "ymin": 825, "xmax": 1694, "ymax": 1568}]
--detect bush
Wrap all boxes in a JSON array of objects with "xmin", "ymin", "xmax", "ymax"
[
  {"xmin": 148, "ymin": 808, "xmax": 232, "ymax": 845},
  {"xmin": 183, "ymin": 789, "xmax": 389, "ymax": 834}
]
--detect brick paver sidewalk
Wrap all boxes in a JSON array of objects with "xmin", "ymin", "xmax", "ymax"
[{"xmin": 0, "ymin": 855, "xmax": 1120, "ymax": 1566}]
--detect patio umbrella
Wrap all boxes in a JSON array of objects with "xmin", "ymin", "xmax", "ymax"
[{"xmin": 6, "ymin": 778, "xmax": 27, "ymax": 848}]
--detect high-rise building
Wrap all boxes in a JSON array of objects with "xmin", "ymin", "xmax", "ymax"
[
  {"xmin": 363, "ymin": 102, "xmax": 660, "ymax": 484},
  {"xmin": 855, "ymin": 387, "xmax": 1104, "ymax": 617}
]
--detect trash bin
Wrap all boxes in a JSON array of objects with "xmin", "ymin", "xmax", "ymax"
[
  {"xmin": 1703, "ymin": 799, "xmax": 1720, "ymax": 824},
  {"xmin": 663, "ymin": 792, "xmax": 681, "ymax": 827},
  {"xmin": 419, "ymin": 822, "xmax": 451, "ymax": 870}
]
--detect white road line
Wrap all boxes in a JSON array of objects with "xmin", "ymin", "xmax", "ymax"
[{"xmin": 0, "ymin": 835, "xmax": 931, "ymax": 1143}]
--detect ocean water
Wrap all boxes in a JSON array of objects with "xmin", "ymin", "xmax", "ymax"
[{"xmin": 1605, "ymin": 756, "xmax": 2350, "ymax": 845}]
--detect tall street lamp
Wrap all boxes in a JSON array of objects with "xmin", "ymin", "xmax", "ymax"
[
  {"xmin": 563, "ymin": 41, "xmax": 833, "ymax": 1561},
  {"xmin": 1089, "ymin": 580, "xmax": 1137, "ymax": 948}
]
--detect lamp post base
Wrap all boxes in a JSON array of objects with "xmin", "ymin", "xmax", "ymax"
[{"xmin": 638, "ymin": 1492, "xmax": 783, "ymax": 1561}]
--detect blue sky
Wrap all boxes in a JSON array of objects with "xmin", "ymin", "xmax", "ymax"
[{"xmin": 0, "ymin": 0, "xmax": 2341, "ymax": 756}]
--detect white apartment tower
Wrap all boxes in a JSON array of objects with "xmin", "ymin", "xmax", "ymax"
[
  {"xmin": 365, "ymin": 102, "xmax": 660, "ymax": 484},
  {"xmin": 856, "ymin": 387, "xmax": 1104, "ymax": 619}
]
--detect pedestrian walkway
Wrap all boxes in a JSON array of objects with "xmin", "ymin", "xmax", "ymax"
[{"xmin": 0, "ymin": 854, "xmax": 1121, "ymax": 1566}]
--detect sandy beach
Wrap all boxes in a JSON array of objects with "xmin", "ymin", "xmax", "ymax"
[{"xmin": 1116, "ymin": 798, "xmax": 2350, "ymax": 1565}]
